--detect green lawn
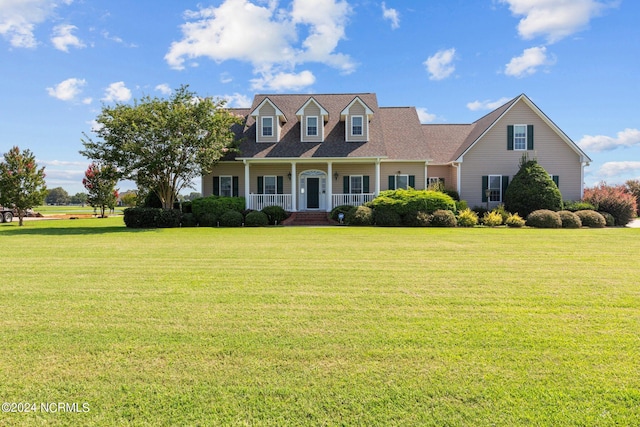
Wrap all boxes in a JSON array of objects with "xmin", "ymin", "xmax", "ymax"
[
  {"xmin": 1, "ymin": 218, "xmax": 639, "ymax": 426},
  {"xmin": 31, "ymin": 205, "xmax": 126, "ymax": 216}
]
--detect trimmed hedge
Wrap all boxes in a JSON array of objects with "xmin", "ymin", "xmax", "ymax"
[
  {"xmin": 245, "ymin": 211, "xmax": 269, "ymax": 227},
  {"xmin": 123, "ymin": 207, "xmax": 181, "ymax": 228},
  {"xmin": 219, "ymin": 210, "xmax": 243, "ymax": 227},
  {"xmin": 373, "ymin": 207, "xmax": 402, "ymax": 227},
  {"xmin": 346, "ymin": 206, "xmax": 373, "ymax": 226},
  {"xmin": 599, "ymin": 211, "xmax": 616, "ymax": 227},
  {"xmin": 429, "ymin": 210, "xmax": 457, "ymax": 227},
  {"xmin": 575, "ymin": 210, "xmax": 606, "ymax": 228},
  {"xmin": 558, "ymin": 210, "xmax": 582, "ymax": 228},
  {"xmin": 369, "ymin": 189, "xmax": 456, "ymax": 216},
  {"xmin": 192, "ymin": 196, "xmax": 245, "ymax": 225},
  {"xmin": 180, "ymin": 213, "xmax": 197, "ymax": 227},
  {"xmin": 331, "ymin": 204, "xmax": 356, "ymax": 223},
  {"xmin": 403, "ymin": 211, "xmax": 432, "ymax": 227},
  {"xmin": 526, "ymin": 210, "xmax": 562, "ymax": 228},
  {"xmin": 563, "ymin": 201, "xmax": 596, "ymax": 212},
  {"xmin": 261, "ymin": 205, "xmax": 289, "ymax": 225}
]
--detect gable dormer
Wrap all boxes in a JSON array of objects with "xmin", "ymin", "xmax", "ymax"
[
  {"xmin": 340, "ymin": 96, "xmax": 374, "ymax": 142},
  {"xmin": 296, "ymin": 97, "xmax": 329, "ymax": 143},
  {"xmin": 250, "ymin": 97, "xmax": 287, "ymax": 143}
]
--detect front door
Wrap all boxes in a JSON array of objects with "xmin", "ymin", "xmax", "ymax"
[{"xmin": 307, "ymin": 177, "xmax": 320, "ymax": 209}]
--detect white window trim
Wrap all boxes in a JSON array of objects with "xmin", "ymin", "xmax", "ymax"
[
  {"xmin": 395, "ymin": 174, "xmax": 409, "ymax": 190},
  {"xmin": 513, "ymin": 124, "xmax": 527, "ymax": 151},
  {"xmin": 306, "ymin": 116, "xmax": 319, "ymax": 137},
  {"xmin": 261, "ymin": 116, "xmax": 274, "ymax": 138},
  {"xmin": 219, "ymin": 175, "xmax": 233, "ymax": 197},
  {"xmin": 488, "ymin": 174, "xmax": 502, "ymax": 202},
  {"xmin": 351, "ymin": 115, "xmax": 363, "ymax": 136},
  {"xmin": 263, "ymin": 175, "xmax": 277, "ymax": 195},
  {"xmin": 350, "ymin": 175, "xmax": 363, "ymax": 194}
]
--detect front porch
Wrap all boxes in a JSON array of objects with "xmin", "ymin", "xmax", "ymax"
[{"xmin": 246, "ymin": 193, "xmax": 376, "ymax": 211}]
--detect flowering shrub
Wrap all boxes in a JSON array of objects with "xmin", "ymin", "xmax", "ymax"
[{"xmin": 583, "ymin": 183, "xmax": 637, "ymax": 226}]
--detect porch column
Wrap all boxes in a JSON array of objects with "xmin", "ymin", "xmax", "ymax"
[
  {"xmin": 374, "ymin": 159, "xmax": 381, "ymax": 195},
  {"xmin": 243, "ymin": 160, "xmax": 250, "ymax": 210},
  {"xmin": 291, "ymin": 162, "xmax": 297, "ymax": 212},
  {"xmin": 326, "ymin": 161, "xmax": 333, "ymax": 212},
  {"xmin": 424, "ymin": 161, "xmax": 428, "ymax": 189}
]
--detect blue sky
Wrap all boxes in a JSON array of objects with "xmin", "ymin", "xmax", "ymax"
[{"xmin": 1, "ymin": 0, "xmax": 638, "ymax": 195}]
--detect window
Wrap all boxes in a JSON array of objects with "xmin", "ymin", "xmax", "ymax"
[
  {"xmin": 489, "ymin": 175, "xmax": 502, "ymax": 202},
  {"xmin": 264, "ymin": 176, "xmax": 277, "ymax": 195},
  {"xmin": 396, "ymin": 174, "xmax": 408, "ymax": 190},
  {"xmin": 262, "ymin": 117, "xmax": 273, "ymax": 137},
  {"xmin": 352, "ymin": 116, "xmax": 363, "ymax": 136},
  {"xmin": 350, "ymin": 175, "xmax": 363, "ymax": 194},
  {"xmin": 514, "ymin": 125, "xmax": 526, "ymax": 150},
  {"xmin": 306, "ymin": 116, "xmax": 318, "ymax": 136},
  {"xmin": 219, "ymin": 176, "xmax": 232, "ymax": 197}
]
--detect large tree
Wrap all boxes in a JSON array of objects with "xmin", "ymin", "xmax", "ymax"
[
  {"xmin": 46, "ymin": 186, "xmax": 70, "ymax": 205},
  {"xmin": 80, "ymin": 85, "xmax": 243, "ymax": 209},
  {"xmin": 0, "ymin": 146, "xmax": 48, "ymax": 226}
]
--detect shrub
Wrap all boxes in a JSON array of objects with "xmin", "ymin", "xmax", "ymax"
[
  {"xmin": 373, "ymin": 207, "xmax": 402, "ymax": 226},
  {"xmin": 219, "ymin": 210, "xmax": 243, "ymax": 227},
  {"xmin": 575, "ymin": 210, "xmax": 606, "ymax": 228},
  {"xmin": 198, "ymin": 212, "xmax": 218, "ymax": 227},
  {"xmin": 403, "ymin": 211, "xmax": 432, "ymax": 227},
  {"xmin": 482, "ymin": 211, "xmax": 503, "ymax": 227},
  {"xmin": 558, "ymin": 211, "xmax": 582, "ymax": 228},
  {"xmin": 429, "ymin": 209, "xmax": 457, "ymax": 227},
  {"xmin": 180, "ymin": 212, "xmax": 197, "ymax": 227},
  {"xmin": 245, "ymin": 210, "xmax": 269, "ymax": 227},
  {"xmin": 123, "ymin": 207, "xmax": 161, "ymax": 228},
  {"xmin": 156, "ymin": 209, "xmax": 182, "ymax": 228},
  {"xmin": 583, "ymin": 183, "xmax": 637, "ymax": 226},
  {"xmin": 599, "ymin": 211, "xmax": 615, "ymax": 227},
  {"xmin": 504, "ymin": 158, "xmax": 563, "ymax": 217},
  {"xmin": 526, "ymin": 210, "xmax": 562, "ymax": 228},
  {"xmin": 346, "ymin": 206, "xmax": 373, "ymax": 226},
  {"xmin": 472, "ymin": 206, "xmax": 489, "ymax": 219},
  {"xmin": 331, "ymin": 204, "xmax": 356, "ymax": 223},
  {"xmin": 455, "ymin": 200, "xmax": 468, "ymax": 212},
  {"xmin": 493, "ymin": 204, "xmax": 510, "ymax": 224},
  {"xmin": 505, "ymin": 213, "xmax": 525, "ymax": 228},
  {"xmin": 192, "ymin": 196, "xmax": 245, "ymax": 224},
  {"xmin": 261, "ymin": 205, "xmax": 289, "ymax": 225},
  {"xmin": 457, "ymin": 208, "xmax": 478, "ymax": 227},
  {"xmin": 563, "ymin": 200, "xmax": 596, "ymax": 212},
  {"xmin": 625, "ymin": 179, "xmax": 640, "ymax": 216},
  {"xmin": 369, "ymin": 189, "xmax": 456, "ymax": 217}
]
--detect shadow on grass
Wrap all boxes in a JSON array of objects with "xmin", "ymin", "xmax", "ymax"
[{"xmin": 0, "ymin": 224, "xmax": 156, "ymax": 236}]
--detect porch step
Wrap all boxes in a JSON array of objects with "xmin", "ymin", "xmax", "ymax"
[{"xmin": 282, "ymin": 212, "xmax": 335, "ymax": 226}]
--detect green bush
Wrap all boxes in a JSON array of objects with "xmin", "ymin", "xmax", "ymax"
[
  {"xmin": 403, "ymin": 211, "xmax": 432, "ymax": 227},
  {"xmin": 493, "ymin": 204, "xmax": 510, "ymax": 224},
  {"xmin": 373, "ymin": 207, "xmax": 402, "ymax": 227},
  {"xmin": 482, "ymin": 211, "xmax": 503, "ymax": 227},
  {"xmin": 504, "ymin": 158, "xmax": 563, "ymax": 217},
  {"xmin": 261, "ymin": 205, "xmax": 289, "ymax": 225},
  {"xmin": 219, "ymin": 210, "xmax": 243, "ymax": 227},
  {"xmin": 575, "ymin": 210, "xmax": 606, "ymax": 228},
  {"xmin": 563, "ymin": 201, "xmax": 596, "ymax": 212},
  {"xmin": 156, "ymin": 209, "xmax": 182, "ymax": 228},
  {"xmin": 245, "ymin": 210, "xmax": 269, "ymax": 227},
  {"xmin": 558, "ymin": 211, "xmax": 582, "ymax": 228},
  {"xmin": 599, "ymin": 211, "xmax": 615, "ymax": 227},
  {"xmin": 192, "ymin": 196, "xmax": 245, "ymax": 224},
  {"xmin": 198, "ymin": 212, "xmax": 218, "ymax": 227},
  {"xmin": 180, "ymin": 212, "xmax": 197, "ymax": 227},
  {"xmin": 583, "ymin": 183, "xmax": 637, "ymax": 226},
  {"xmin": 457, "ymin": 208, "xmax": 478, "ymax": 227},
  {"xmin": 370, "ymin": 188, "xmax": 456, "ymax": 217},
  {"xmin": 505, "ymin": 213, "xmax": 525, "ymax": 228},
  {"xmin": 330, "ymin": 204, "xmax": 356, "ymax": 222},
  {"xmin": 123, "ymin": 207, "xmax": 161, "ymax": 228},
  {"xmin": 346, "ymin": 206, "xmax": 373, "ymax": 226},
  {"xmin": 526, "ymin": 210, "xmax": 562, "ymax": 228},
  {"xmin": 455, "ymin": 200, "xmax": 468, "ymax": 212},
  {"xmin": 429, "ymin": 209, "xmax": 457, "ymax": 227}
]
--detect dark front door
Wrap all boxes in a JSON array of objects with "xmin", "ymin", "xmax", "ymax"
[{"xmin": 307, "ymin": 178, "xmax": 320, "ymax": 209}]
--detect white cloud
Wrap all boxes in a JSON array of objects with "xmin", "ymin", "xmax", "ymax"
[
  {"xmin": 220, "ymin": 93, "xmax": 252, "ymax": 108},
  {"xmin": 0, "ymin": 0, "xmax": 72, "ymax": 48},
  {"xmin": 504, "ymin": 46, "xmax": 554, "ymax": 77},
  {"xmin": 155, "ymin": 83, "xmax": 172, "ymax": 95},
  {"xmin": 466, "ymin": 97, "xmax": 512, "ymax": 111},
  {"xmin": 251, "ymin": 70, "xmax": 316, "ymax": 91},
  {"xmin": 165, "ymin": 0, "xmax": 353, "ymax": 91},
  {"xmin": 500, "ymin": 0, "xmax": 614, "ymax": 43},
  {"xmin": 597, "ymin": 161, "xmax": 640, "ymax": 178},
  {"xmin": 416, "ymin": 107, "xmax": 436, "ymax": 124},
  {"xmin": 46, "ymin": 77, "xmax": 86, "ymax": 101},
  {"xmin": 382, "ymin": 2, "xmax": 400, "ymax": 29},
  {"xmin": 424, "ymin": 48, "xmax": 456, "ymax": 81},
  {"xmin": 579, "ymin": 128, "xmax": 640, "ymax": 152},
  {"xmin": 51, "ymin": 24, "xmax": 84, "ymax": 51},
  {"xmin": 102, "ymin": 81, "xmax": 132, "ymax": 102}
]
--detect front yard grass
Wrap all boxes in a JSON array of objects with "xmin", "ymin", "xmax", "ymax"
[{"xmin": 1, "ymin": 218, "xmax": 639, "ymax": 426}]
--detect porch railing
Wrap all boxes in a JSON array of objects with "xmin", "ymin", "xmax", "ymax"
[
  {"xmin": 247, "ymin": 194, "xmax": 292, "ymax": 211},
  {"xmin": 331, "ymin": 193, "xmax": 375, "ymax": 208}
]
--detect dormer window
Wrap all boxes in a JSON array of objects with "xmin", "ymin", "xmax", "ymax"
[
  {"xmin": 262, "ymin": 117, "xmax": 273, "ymax": 137},
  {"xmin": 514, "ymin": 125, "xmax": 526, "ymax": 150},
  {"xmin": 351, "ymin": 116, "xmax": 363, "ymax": 136},
  {"xmin": 306, "ymin": 116, "xmax": 318, "ymax": 136}
]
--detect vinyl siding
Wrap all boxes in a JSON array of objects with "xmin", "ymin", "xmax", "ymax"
[
  {"xmin": 203, "ymin": 163, "xmax": 245, "ymax": 197},
  {"xmin": 426, "ymin": 165, "xmax": 456, "ymax": 190},
  {"xmin": 256, "ymin": 104, "xmax": 279, "ymax": 143},
  {"xmin": 380, "ymin": 162, "xmax": 425, "ymax": 190},
  {"xmin": 459, "ymin": 100, "xmax": 583, "ymax": 207},
  {"xmin": 249, "ymin": 164, "xmax": 292, "ymax": 194},
  {"xmin": 301, "ymin": 103, "xmax": 323, "ymax": 143},
  {"xmin": 346, "ymin": 102, "xmax": 368, "ymax": 142}
]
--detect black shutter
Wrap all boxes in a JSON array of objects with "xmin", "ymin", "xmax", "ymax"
[
  {"xmin": 343, "ymin": 176, "xmax": 349, "ymax": 193},
  {"xmin": 276, "ymin": 176, "xmax": 284, "ymax": 194},
  {"xmin": 388, "ymin": 175, "xmax": 395, "ymax": 190},
  {"xmin": 440, "ymin": 178, "xmax": 445, "ymax": 186},
  {"xmin": 527, "ymin": 125, "xmax": 534, "ymax": 150},
  {"xmin": 501, "ymin": 176, "xmax": 509, "ymax": 202},
  {"xmin": 257, "ymin": 176, "xmax": 264, "ymax": 194},
  {"xmin": 232, "ymin": 176, "xmax": 239, "ymax": 197},
  {"xmin": 507, "ymin": 125, "xmax": 514, "ymax": 150},
  {"xmin": 363, "ymin": 176, "xmax": 370, "ymax": 193},
  {"xmin": 482, "ymin": 176, "xmax": 488, "ymax": 202},
  {"xmin": 409, "ymin": 175, "xmax": 415, "ymax": 188},
  {"xmin": 552, "ymin": 175, "xmax": 559, "ymax": 187},
  {"xmin": 213, "ymin": 176, "xmax": 220, "ymax": 196}
]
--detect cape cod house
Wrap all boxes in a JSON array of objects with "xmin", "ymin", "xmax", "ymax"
[{"xmin": 202, "ymin": 93, "xmax": 591, "ymax": 212}]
